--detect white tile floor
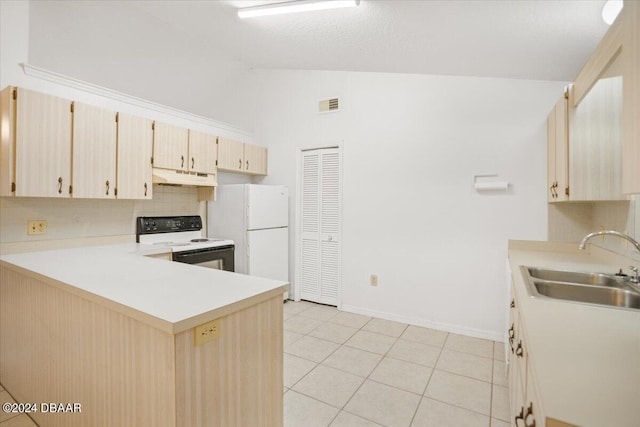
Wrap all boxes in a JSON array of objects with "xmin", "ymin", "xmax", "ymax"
[{"xmin": 284, "ymin": 300, "xmax": 509, "ymax": 427}]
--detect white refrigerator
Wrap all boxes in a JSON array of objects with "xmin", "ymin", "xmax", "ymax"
[{"xmin": 208, "ymin": 184, "xmax": 289, "ymax": 295}]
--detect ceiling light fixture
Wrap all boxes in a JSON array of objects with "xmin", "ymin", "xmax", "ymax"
[
  {"xmin": 602, "ymin": 0, "xmax": 623, "ymax": 25},
  {"xmin": 238, "ymin": 0, "xmax": 360, "ymax": 19}
]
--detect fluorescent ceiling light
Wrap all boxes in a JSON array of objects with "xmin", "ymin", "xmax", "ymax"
[
  {"xmin": 238, "ymin": 0, "xmax": 360, "ymax": 19},
  {"xmin": 602, "ymin": 0, "xmax": 623, "ymax": 25}
]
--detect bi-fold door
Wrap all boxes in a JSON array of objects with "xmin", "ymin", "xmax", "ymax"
[{"xmin": 298, "ymin": 148, "xmax": 341, "ymax": 306}]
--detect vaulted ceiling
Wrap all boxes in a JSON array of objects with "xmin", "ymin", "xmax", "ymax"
[{"xmin": 126, "ymin": 0, "xmax": 610, "ymax": 81}]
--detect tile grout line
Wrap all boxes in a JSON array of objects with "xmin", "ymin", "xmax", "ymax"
[
  {"xmin": 286, "ymin": 306, "xmax": 374, "ymax": 412},
  {"xmin": 334, "ymin": 319, "xmax": 410, "ymax": 426},
  {"xmin": 284, "ymin": 302, "xmax": 508, "ymax": 426},
  {"xmin": 408, "ymin": 330, "xmax": 450, "ymax": 426},
  {"xmin": 324, "ymin": 314, "xmax": 377, "ymax": 427}
]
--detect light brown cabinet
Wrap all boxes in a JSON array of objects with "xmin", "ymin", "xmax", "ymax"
[
  {"xmin": 188, "ymin": 129, "xmax": 217, "ymax": 175},
  {"xmin": 0, "ymin": 86, "xmax": 153, "ymax": 200},
  {"xmin": 72, "ymin": 102, "xmax": 117, "ymax": 199},
  {"xmin": 244, "ymin": 143, "xmax": 268, "ymax": 175},
  {"xmin": 548, "ymin": 2, "xmax": 640, "ymax": 201},
  {"xmin": 217, "ymin": 137, "xmax": 268, "ymax": 175},
  {"xmin": 153, "ymin": 122, "xmax": 189, "ymax": 171},
  {"xmin": 0, "ymin": 87, "xmax": 73, "ymax": 198},
  {"xmin": 565, "ymin": 1, "xmax": 640, "ymax": 197},
  {"xmin": 621, "ymin": 0, "xmax": 640, "ymax": 194},
  {"xmin": 117, "ymin": 113, "xmax": 153, "ymax": 199},
  {"xmin": 508, "ymin": 284, "xmax": 547, "ymax": 427},
  {"xmin": 153, "ymin": 123, "xmax": 217, "ymax": 175},
  {"xmin": 546, "ymin": 93, "xmax": 569, "ymax": 202}
]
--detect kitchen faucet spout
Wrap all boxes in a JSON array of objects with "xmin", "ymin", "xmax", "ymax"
[{"xmin": 578, "ymin": 230, "xmax": 640, "ymax": 253}]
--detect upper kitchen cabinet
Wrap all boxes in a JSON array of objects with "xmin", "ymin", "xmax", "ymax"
[
  {"xmin": 569, "ymin": 51, "xmax": 624, "ymax": 201},
  {"xmin": 152, "ymin": 122, "xmax": 189, "ymax": 171},
  {"xmin": 0, "ymin": 87, "xmax": 72, "ymax": 198},
  {"xmin": 72, "ymin": 102, "xmax": 117, "ymax": 199},
  {"xmin": 188, "ymin": 129, "xmax": 217, "ymax": 175},
  {"xmin": 567, "ymin": 1, "xmax": 639, "ymax": 198},
  {"xmin": 218, "ymin": 138, "xmax": 268, "ymax": 176},
  {"xmin": 117, "ymin": 113, "xmax": 153, "ymax": 199},
  {"xmin": 217, "ymin": 137, "xmax": 245, "ymax": 172},
  {"xmin": 244, "ymin": 144, "xmax": 268, "ymax": 175},
  {"xmin": 621, "ymin": 0, "xmax": 640, "ymax": 193},
  {"xmin": 546, "ymin": 91, "xmax": 569, "ymax": 202}
]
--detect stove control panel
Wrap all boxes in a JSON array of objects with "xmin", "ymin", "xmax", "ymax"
[{"xmin": 136, "ymin": 216, "xmax": 202, "ymax": 238}]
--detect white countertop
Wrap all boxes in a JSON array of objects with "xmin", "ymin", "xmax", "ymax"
[
  {"xmin": 508, "ymin": 241, "xmax": 640, "ymax": 427},
  {"xmin": 0, "ymin": 243, "xmax": 287, "ymax": 334}
]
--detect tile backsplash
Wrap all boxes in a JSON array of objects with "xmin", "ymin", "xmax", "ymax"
[
  {"xmin": 0, "ymin": 185, "xmax": 202, "ymax": 244},
  {"xmin": 548, "ymin": 195, "xmax": 639, "ymax": 260}
]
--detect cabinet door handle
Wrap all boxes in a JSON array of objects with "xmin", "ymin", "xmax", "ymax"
[
  {"xmin": 516, "ymin": 341, "xmax": 524, "ymax": 357},
  {"xmin": 508, "ymin": 324, "xmax": 515, "ymax": 352},
  {"xmin": 524, "ymin": 402, "xmax": 535, "ymax": 427},
  {"xmin": 239, "ymin": 158, "xmax": 242, "ymax": 169},
  {"xmin": 144, "ymin": 182, "xmax": 148, "ymax": 197},
  {"xmin": 191, "ymin": 157, "xmax": 194, "ymax": 169},
  {"xmin": 181, "ymin": 155, "xmax": 185, "ymax": 168},
  {"xmin": 510, "ymin": 299, "xmax": 515, "ymax": 308},
  {"xmin": 106, "ymin": 180, "xmax": 110, "ymax": 195},
  {"xmin": 246, "ymin": 160, "xmax": 249, "ymax": 170},
  {"xmin": 515, "ymin": 407, "xmax": 525, "ymax": 426},
  {"xmin": 58, "ymin": 177, "xmax": 63, "ymax": 194},
  {"xmin": 553, "ymin": 182, "xmax": 558, "ymax": 198}
]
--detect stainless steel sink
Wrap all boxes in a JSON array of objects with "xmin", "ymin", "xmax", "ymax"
[
  {"xmin": 520, "ymin": 266, "xmax": 640, "ymax": 311},
  {"xmin": 533, "ymin": 281, "xmax": 640, "ymax": 309},
  {"xmin": 526, "ymin": 267, "xmax": 629, "ymax": 288}
]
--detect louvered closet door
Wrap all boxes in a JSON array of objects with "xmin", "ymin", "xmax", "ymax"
[{"xmin": 299, "ymin": 148, "xmax": 341, "ymax": 305}]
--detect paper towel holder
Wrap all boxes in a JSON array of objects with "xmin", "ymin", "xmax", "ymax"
[{"xmin": 473, "ymin": 174, "xmax": 510, "ymax": 191}]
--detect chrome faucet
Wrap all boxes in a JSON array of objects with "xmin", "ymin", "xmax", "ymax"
[
  {"xmin": 578, "ymin": 231, "xmax": 640, "ymax": 285},
  {"xmin": 578, "ymin": 230, "xmax": 640, "ymax": 253}
]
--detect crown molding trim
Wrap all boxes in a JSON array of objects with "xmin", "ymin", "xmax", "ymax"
[{"xmin": 20, "ymin": 63, "xmax": 252, "ymax": 136}]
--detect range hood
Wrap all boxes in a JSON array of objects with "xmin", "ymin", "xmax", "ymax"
[{"xmin": 152, "ymin": 168, "xmax": 217, "ymax": 187}]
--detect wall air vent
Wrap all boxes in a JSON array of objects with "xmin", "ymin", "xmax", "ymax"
[{"xmin": 319, "ymin": 97, "xmax": 340, "ymax": 114}]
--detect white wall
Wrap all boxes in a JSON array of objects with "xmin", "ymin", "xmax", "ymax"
[
  {"xmin": 241, "ymin": 69, "xmax": 566, "ymax": 340},
  {"xmin": 27, "ymin": 0, "xmax": 251, "ymax": 127}
]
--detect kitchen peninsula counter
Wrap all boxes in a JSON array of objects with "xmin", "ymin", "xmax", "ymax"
[{"xmin": 0, "ymin": 244, "xmax": 286, "ymax": 427}]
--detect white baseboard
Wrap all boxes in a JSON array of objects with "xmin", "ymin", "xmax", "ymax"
[{"xmin": 340, "ymin": 304, "xmax": 504, "ymax": 342}]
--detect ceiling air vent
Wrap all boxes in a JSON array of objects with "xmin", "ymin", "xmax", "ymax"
[{"xmin": 319, "ymin": 97, "xmax": 340, "ymax": 114}]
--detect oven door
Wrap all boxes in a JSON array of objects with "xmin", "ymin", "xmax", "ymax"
[{"xmin": 172, "ymin": 245, "xmax": 235, "ymax": 272}]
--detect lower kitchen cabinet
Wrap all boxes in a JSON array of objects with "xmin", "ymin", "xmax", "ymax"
[{"xmin": 508, "ymin": 279, "xmax": 577, "ymax": 427}]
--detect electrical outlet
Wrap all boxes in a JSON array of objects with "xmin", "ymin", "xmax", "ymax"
[
  {"xmin": 27, "ymin": 220, "xmax": 47, "ymax": 235},
  {"xmin": 370, "ymin": 274, "xmax": 378, "ymax": 286},
  {"xmin": 194, "ymin": 318, "xmax": 221, "ymax": 346}
]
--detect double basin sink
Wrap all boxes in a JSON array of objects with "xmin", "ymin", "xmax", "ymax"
[{"xmin": 520, "ymin": 266, "xmax": 640, "ymax": 311}]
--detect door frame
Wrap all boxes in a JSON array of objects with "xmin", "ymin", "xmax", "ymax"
[{"xmin": 293, "ymin": 143, "xmax": 343, "ymax": 308}]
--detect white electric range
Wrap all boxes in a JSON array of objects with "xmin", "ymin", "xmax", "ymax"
[{"xmin": 136, "ymin": 216, "xmax": 235, "ymax": 271}]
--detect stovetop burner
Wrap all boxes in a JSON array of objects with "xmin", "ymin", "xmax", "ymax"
[{"xmin": 191, "ymin": 238, "xmax": 209, "ymax": 243}]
